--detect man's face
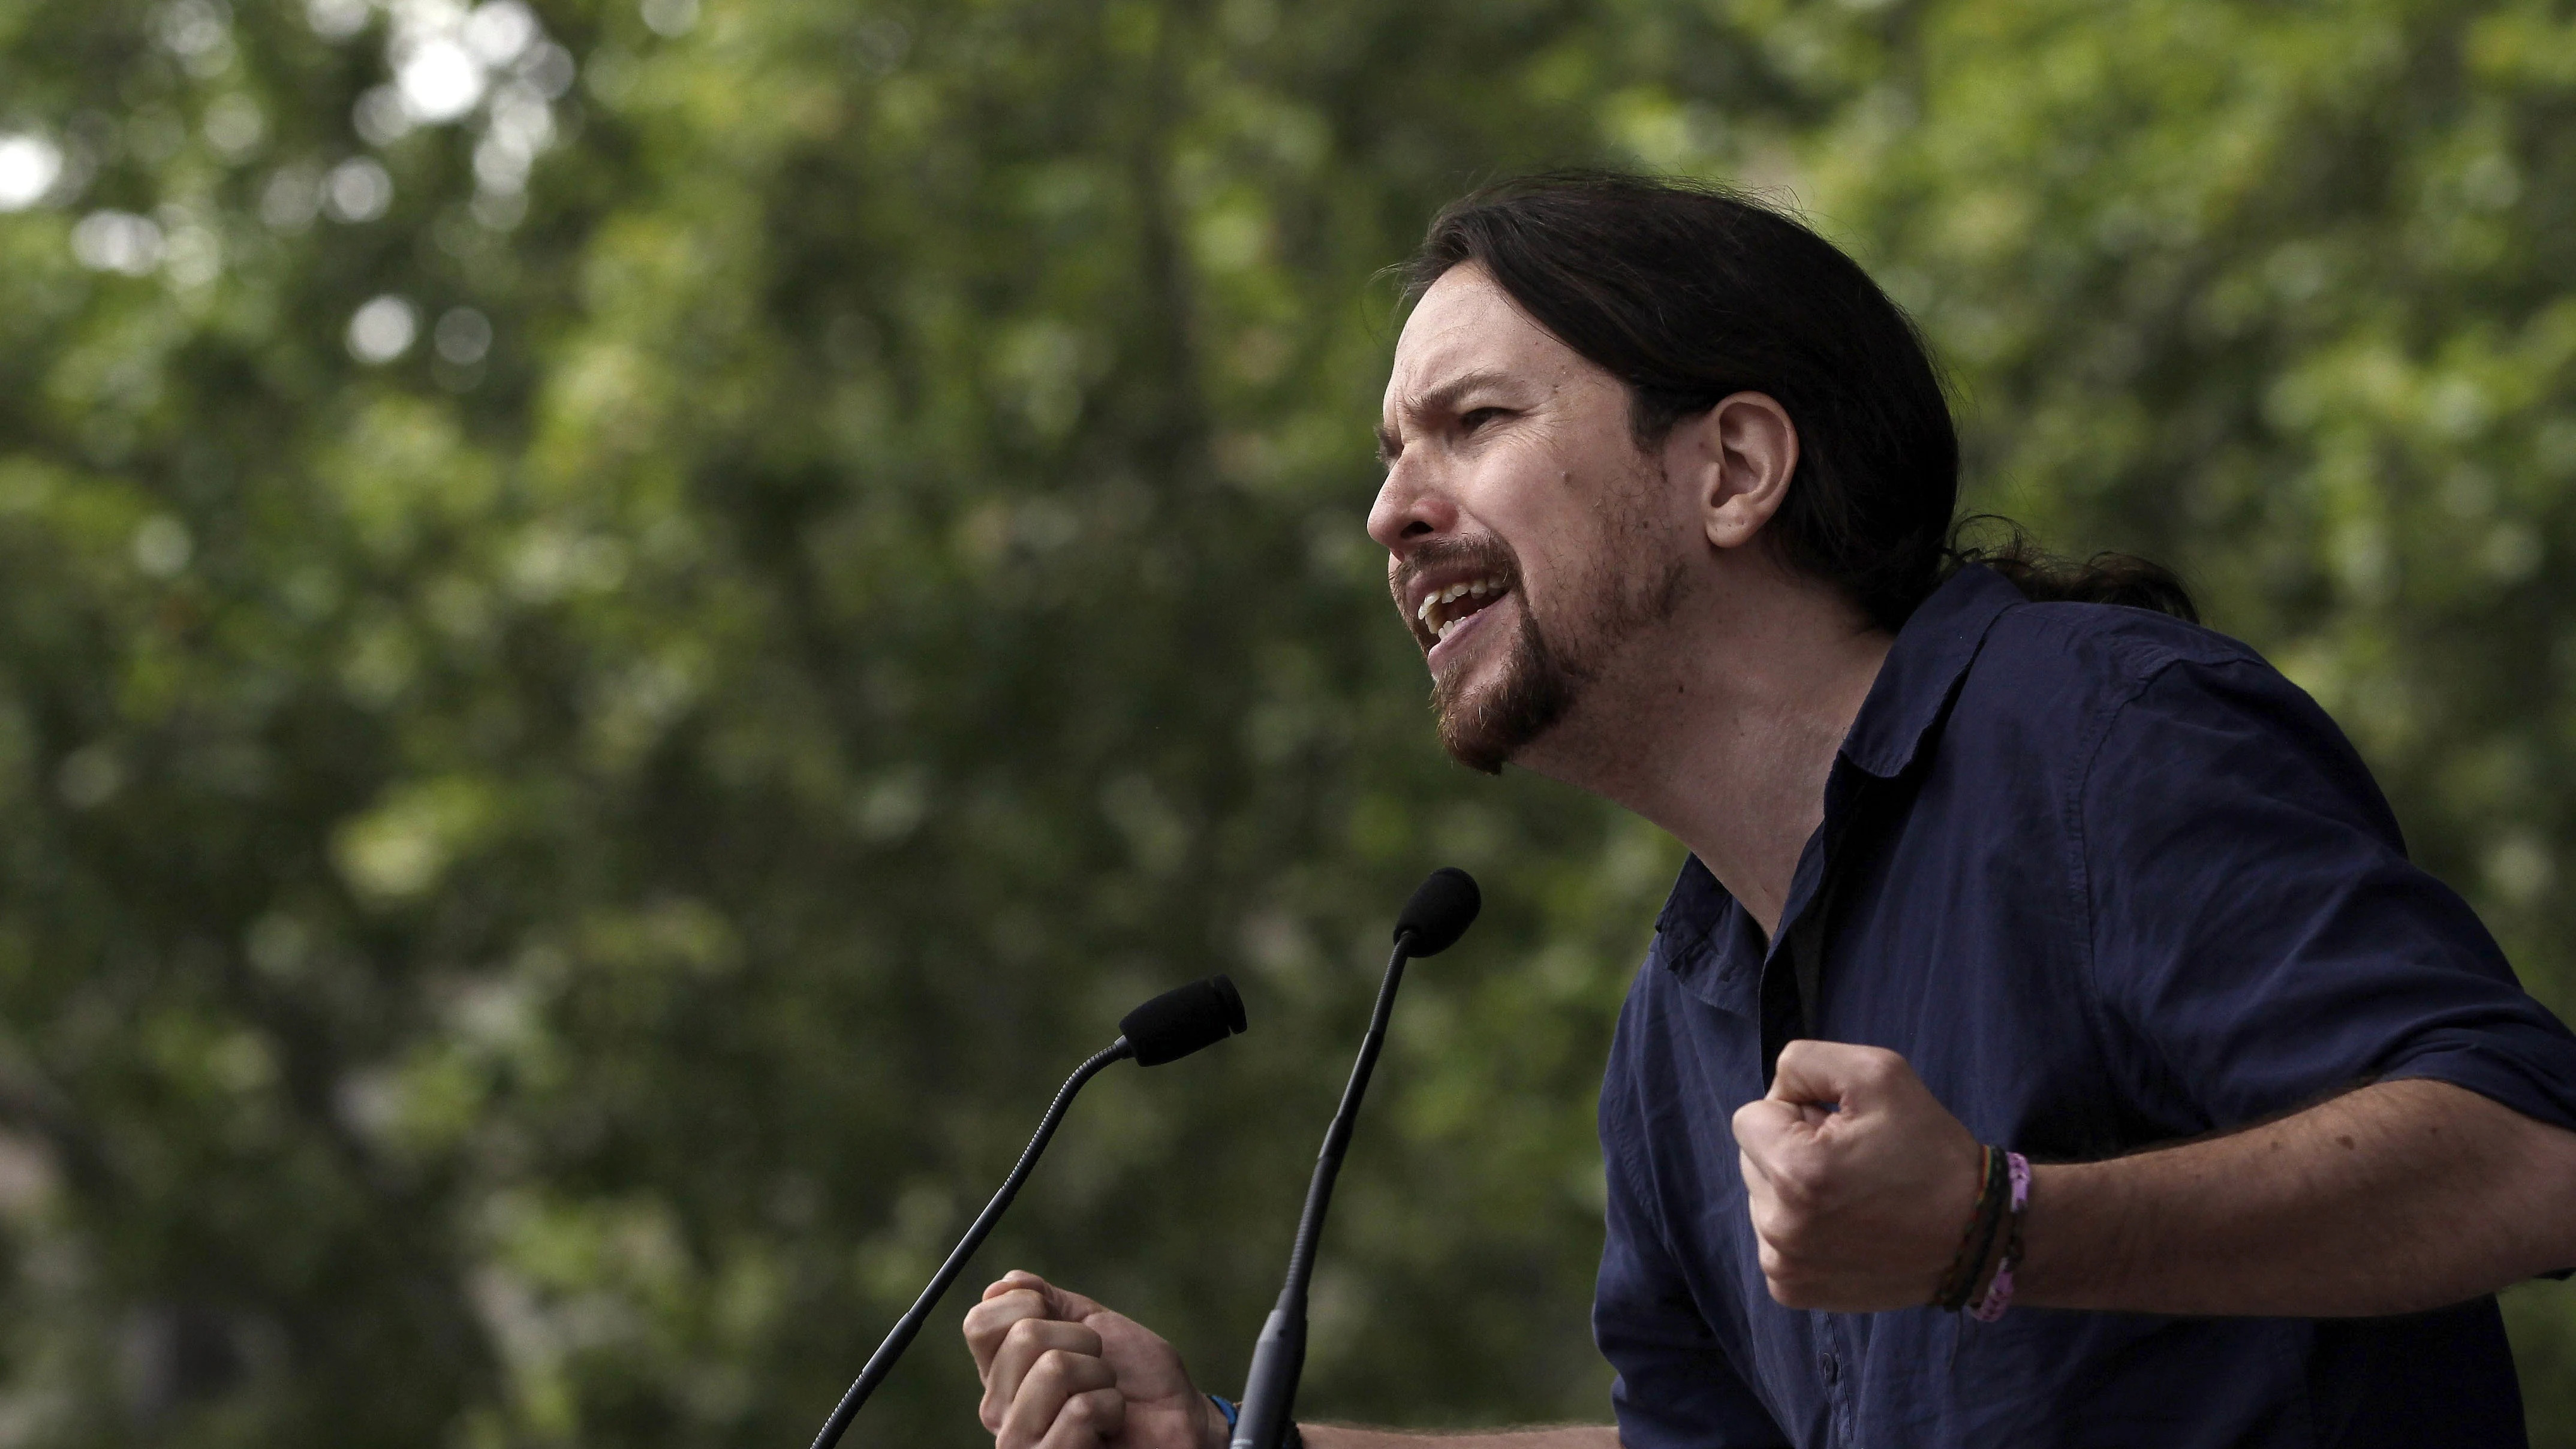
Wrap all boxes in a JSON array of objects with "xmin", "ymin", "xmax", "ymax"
[{"xmin": 1369, "ymin": 265, "xmax": 1692, "ymax": 773}]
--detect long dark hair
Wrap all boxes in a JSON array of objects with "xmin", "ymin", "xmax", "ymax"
[{"xmin": 1401, "ymin": 173, "xmax": 2194, "ymax": 628}]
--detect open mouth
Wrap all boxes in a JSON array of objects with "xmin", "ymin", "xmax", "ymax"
[{"xmin": 1416, "ymin": 574, "xmax": 1511, "ymax": 650}]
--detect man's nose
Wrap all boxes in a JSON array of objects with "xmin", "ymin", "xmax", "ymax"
[{"xmin": 1367, "ymin": 463, "xmax": 1458, "ymax": 553}]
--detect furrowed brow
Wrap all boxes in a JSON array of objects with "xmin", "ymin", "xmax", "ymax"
[
  {"xmin": 1407, "ymin": 369, "xmax": 1513, "ymax": 426},
  {"xmin": 1380, "ymin": 368, "xmax": 1515, "ymax": 466}
]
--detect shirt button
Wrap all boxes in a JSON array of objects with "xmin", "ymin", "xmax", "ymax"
[{"xmin": 1820, "ymin": 1350, "xmax": 1838, "ymax": 1384}]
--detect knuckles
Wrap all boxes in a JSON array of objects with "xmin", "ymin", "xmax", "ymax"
[
  {"xmin": 1027, "ymin": 1347, "xmax": 1082, "ymax": 1387},
  {"xmin": 1755, "ymin": 1243, "xmax": 1820, "ymax": 1307},
  {"xmin": 965, "ymin": 1290, "xmax": 1042, "ymax": 1349},
  {"xmin": 1747, "ymin": 1169, "xmax": 1839, "ymax": 1272},
  {"xmin": 1755, "ymin": 1141, "xmax": 1838, "ymax": 1218},
  {"xmin": 1001, "ymin": 1317, "xmax": 1051, "ymax": 1354},
  {"xmin": 1758, "ymin": 1210, "xmax": 1818, "ymax": 1260},
  {"xmin": 1846, "ymin": 1044, "xmax": 1906, "ymax": 1087},
  {"xmin": 1752, "ymin": 1209, "xmax": 1824, "ymax": 1269},
  {"xmin": 1770, "ymin": 1161, "xmax": 1831, "ymax": 1215}
]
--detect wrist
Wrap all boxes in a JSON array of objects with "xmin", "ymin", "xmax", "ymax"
[
  {"xmin": 1206, "ymin": 1395, "xmax": 1304, "ymax": 1449},
  {"xmin": 1204, "ymin": 1394, "xmax": 1235, "ymax": 1449},
  {"xmin": 1929, "ymin": 1145, "xmax": 2033, "ymax": 1319},
  {"xmin": 2011, "ymin": 1160, "xmax": 2106, "ymax": 1309}
]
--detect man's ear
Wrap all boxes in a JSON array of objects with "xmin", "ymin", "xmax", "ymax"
[{"xmin": 1666, "ymin": 391, "xmax": 1799, "ymax": 551}]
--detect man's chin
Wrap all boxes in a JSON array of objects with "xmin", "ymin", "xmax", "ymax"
[
  {"xmin": 1436, "ymin": 712, "xmax": 1519, "ymax": 776},
  {"xmin": 1431, "ymin": 647, "xmax": 1572, "ymax": 776}
]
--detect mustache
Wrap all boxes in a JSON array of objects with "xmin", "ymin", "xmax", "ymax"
[{"xmin": 1388, "ymin": 536, "xmax": 1522, "ymax": 604}]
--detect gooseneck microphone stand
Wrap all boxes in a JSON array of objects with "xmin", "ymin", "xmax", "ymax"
[
  {"xmin": 1232, "ymin": 869, "xmax": 1480, "ymax": 1449},
  {"xmin": 1228, "ymin": 939, "xmax": 1409, "ymax": 1449},
  {"xmin": 809, "ymin": 1041, "xmax": 1130, "ymax": 1449},
  {"xmin": 809, "ymin": 975, "xmax": 1246, "ymax": 1449}
]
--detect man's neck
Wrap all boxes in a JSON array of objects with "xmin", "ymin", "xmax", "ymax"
[{"xmin": 1518, "ymin": 567, "xmax": 1892, "ymax": 940}]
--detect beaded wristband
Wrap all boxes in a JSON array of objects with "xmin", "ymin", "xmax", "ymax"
[{"xmin": 1969, "ymin": 1150, "xmax": 2031, "ymax": 1323}]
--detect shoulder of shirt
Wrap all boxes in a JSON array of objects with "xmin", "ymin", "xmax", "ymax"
[
  {"xmin": 1936, "ymin": 598, "xmax": 2333, "ymax": 793},
  {"xmin": 1974, "ymin": 597, "xmax": 2277, "ymax": 704}
]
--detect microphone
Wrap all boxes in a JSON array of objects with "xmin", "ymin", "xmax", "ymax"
[
  {"xmin": 808, "ymin": 974, "xmax": 1248, "ymax": 1449},
  {"xmin": 1392, "ymin": 866, "xmax": 1481, "ymax": 957},
  {"xmin": 1231, "ymin": 869, "xmax": 1482, "ymax": 1449},
  {"xmin": 1123, "ymin": 974, "xmax": 1252, "ymax": 1064}
]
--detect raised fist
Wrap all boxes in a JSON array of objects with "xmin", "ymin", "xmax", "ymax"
[
  {"xmin": 1730, "ymin": 1040, "xmax": 1986, "ymax": 1311},
  {"xmin": 963, "ymin": 1270, "xmax": 1225, "ymax": 1449}
]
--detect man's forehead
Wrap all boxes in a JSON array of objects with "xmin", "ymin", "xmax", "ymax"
[
  {"xmin": 1384, "ymin": 272, "xmax": 1563, "ymax": 415},
  {"xmin": 1383, "ymin": 347, "xmax": 1509, "ymax": 416}
]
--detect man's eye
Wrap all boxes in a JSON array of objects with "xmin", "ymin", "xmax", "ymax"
[{"xmin": 1459, "ymin": 407, "xmax": 1505, "ymax": 433}]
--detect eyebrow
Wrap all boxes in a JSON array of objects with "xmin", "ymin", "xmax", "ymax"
[{"xmin": 1377, "ymin": 367, "xmax": 1516, "ymax": 466}]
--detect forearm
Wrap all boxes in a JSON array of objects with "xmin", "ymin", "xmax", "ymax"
[
  {"xmin": 2017, "ymin": 1079, "xmax": 2576, "ymax": 1315},
  {"xmin": 1302, "ymin": 1426, "xmax": 1616, "ymax": 1449}
]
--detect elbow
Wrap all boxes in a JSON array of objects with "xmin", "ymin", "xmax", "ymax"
[{"xmin": 2481, "ymin": 1104, "xmax": 2576, "ymax": 1284}]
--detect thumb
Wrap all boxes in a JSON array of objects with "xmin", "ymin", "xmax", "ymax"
[
  {"xmin": 1731, "ymin": 1095, "xmax": 1810, "ymax": 1171},
  {"xmin": 1767, "ymin": 1039, "xmax": 1898, "ymax": 1113},
  {"xmin": 1049, "ymin": 1282, "xmax": 1109, "ymax": 1323},
  {"xmin": 982, "ymin": 1269, "xmax": 1050, "ymax": 1303},
  {"xmin": 981, "ymin": 1270, "xmax": 1103, "ymax": 1321}
]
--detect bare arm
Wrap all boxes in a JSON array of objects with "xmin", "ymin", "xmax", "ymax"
[
  {"xmin": 1734, "ymin": 1042, "xmax": 2576, "ymax": 1316},
  {"xmin": 2019, "ymin": 1077, "xmax": 2576, "ymax": 1315}
]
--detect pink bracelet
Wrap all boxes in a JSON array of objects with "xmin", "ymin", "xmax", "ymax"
[{"xmin": 1969, "ymin": 1150, "xmax": 2030, "ymax": 1323}]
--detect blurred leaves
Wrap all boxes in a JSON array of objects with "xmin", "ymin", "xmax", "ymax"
[{"xmin": 0, "ymin": 0, "xmax": 2571, "ymax": 1446}]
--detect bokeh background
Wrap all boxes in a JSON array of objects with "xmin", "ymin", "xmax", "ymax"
[{"xmin": 2, "ymin": 0, "xmax": 2574, "ymax": 1444}]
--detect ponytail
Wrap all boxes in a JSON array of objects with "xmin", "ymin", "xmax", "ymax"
[{"xmin": 1946, "ymin": 518, "xmax": 2198, "ymax": 623}]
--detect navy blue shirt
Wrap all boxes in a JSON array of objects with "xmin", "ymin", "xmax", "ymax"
[{"xmin": 1595, "ymin": 564, "xmax": 2576, "ymax": 1449}]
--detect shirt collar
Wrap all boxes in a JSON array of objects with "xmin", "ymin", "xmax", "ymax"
[
  {"xmin": 1837, "ymin": 562, "xmax": 2026, "ymax": 780},
  {"xmin": 1652, "ymin": 564, "xmax": 2024, "ymax": 950}
]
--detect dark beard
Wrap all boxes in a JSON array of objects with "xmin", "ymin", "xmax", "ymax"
[
  {"xmin": 1432, "ymin": 601, "xmax": 1577, "ymax": 775},
  {"xmin": 1409, "ymin": 456, "xmax": 1686, "ymax": 775}
]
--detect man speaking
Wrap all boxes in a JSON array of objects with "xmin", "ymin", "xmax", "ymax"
[{"xmin": 962, "ymin": 173, "xmax": 2576, "ymax": 1447}]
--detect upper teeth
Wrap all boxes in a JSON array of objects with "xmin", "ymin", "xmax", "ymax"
[{"xmin": 1419, "ymin": 577, "xmax": 1504, "ymax": 637}]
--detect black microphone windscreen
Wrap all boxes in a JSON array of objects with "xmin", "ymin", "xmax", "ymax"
[
  {"xmin": 1120, "ymin": 975, "xmax": 1248, "ymax": 1067},
  {"xmin": 1394, "ymin": 867, "xmax": 1481, "ymax": 956}
]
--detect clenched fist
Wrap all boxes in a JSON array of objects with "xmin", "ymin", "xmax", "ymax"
[
  {"xmin": 1730, "ymin": 1040, "xmax": 1986, "ymax": 1311},
  {"xmin": 963, "ymin": 1270, "xmax": 1224, "ymax": 1449}
]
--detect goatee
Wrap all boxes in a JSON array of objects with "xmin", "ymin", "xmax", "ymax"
[{"xmin": 1432, "ymin": 601, "xmax": 1578, "ymax": 775}]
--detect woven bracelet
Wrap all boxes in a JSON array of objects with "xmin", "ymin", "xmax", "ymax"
[
  {"xmin": 1969, "ymin": 1150, "xmax": 2032, "ymax": 1323},
  {"xmin": 1932, "ymin": 1145, "xmax": 2008, "ymax": 1311}
]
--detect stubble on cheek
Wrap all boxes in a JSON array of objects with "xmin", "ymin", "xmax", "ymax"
[
  {"xmin": 1415, "ymin": 436, "xmax": 1685, "ymax": 774},
  {"xmin": 1425, "ymin": 511, "xmax": 1687, "ymax": 776}
]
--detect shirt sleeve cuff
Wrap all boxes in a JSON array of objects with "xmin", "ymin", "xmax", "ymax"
[{"xmin": 2373, "ymin": 1025, "xmax": 2576, "ymax": 1135}]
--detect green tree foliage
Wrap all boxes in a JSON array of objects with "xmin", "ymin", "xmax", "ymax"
[{"xmin": 0, "ymin": 1, "xmax": 2568, "ymax": 1445}]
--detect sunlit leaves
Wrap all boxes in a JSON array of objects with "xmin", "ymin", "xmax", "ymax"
[{"xmin": 5, "ymin": 0, "xmax": 2576, "ymax": 1446}]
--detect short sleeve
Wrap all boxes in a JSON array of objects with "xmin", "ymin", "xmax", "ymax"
[
  {"xmin": 2082, "ymin": 653, "xmax": 2576, "ymax": 1135},
  {"xmin": 1594, "ymin": 1085, "xmax": 1790, "ymax": 1448}
]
